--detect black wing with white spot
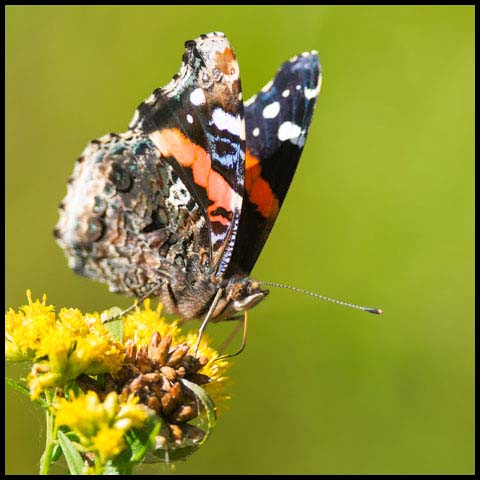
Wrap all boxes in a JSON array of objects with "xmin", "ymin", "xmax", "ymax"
[
  {"xmin": 129, "ymin": 32, "xmax": 246, "ymax": 278},
  {"xmin": 225, "ymin": 51, "xmax": 321, "ymax": 276}
]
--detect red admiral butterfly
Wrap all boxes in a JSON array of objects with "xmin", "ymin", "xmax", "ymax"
[{"xmin": 55, "ymin": 32, "xmax": 379, "ymax": 355}]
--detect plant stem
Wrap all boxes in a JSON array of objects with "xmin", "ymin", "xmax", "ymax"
[{"xmin": 39, "ymin": 390, "xmax": 57, "ymax": 475}]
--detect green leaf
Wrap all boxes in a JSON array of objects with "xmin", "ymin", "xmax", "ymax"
[
  {"xmin": 52, "ymin": 430, "xmax": 80, "ymax": 462},
  {"xmin": 105, "ymin": 446, "xmax": 135, "ymax": 475},
  {"xmin": 5, "ymin": 376, "xmax": 31, "ymax": 397},
  {"xmin": 5, "ymin": 376, "xmax": 48, "ymax": 408},
  {"xmin": 101, "ymin": 307, "xmax": 124, "ymax": 343},
  {"xmin": 64, "ymin": 380, "xmax": 81, "ymax": 398},
  {"xmin": 129, "ymin": 417, "xmax": 163, "ymax": 463},
  {"xmin": 180, "ymin": 378, "xmax": 217, "ymax": 434},
  {"xmin": 57, "ymin": 430, "xmax": 85, "ymax": 475}
]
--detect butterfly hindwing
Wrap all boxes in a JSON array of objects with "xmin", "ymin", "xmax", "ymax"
[
  {"xmin": 129, "ymin": 32, "xmax": 246, "ymax": 277},
  {"xmin": 226, "ymin": 51, "xmax": 321, "ymax": 276}
]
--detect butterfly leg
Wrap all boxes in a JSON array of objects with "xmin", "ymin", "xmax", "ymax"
[
  {"xmin": 101, "ymin": 283, "xmax": 162, "ymax": 324},
  {"xmin": 215, "ymin": 311, "xmax": 248, "ymax": 361},
  {"xmin": 193, "ymin": 288, "xmax": 224, "ymax": 357},
  {"xmin": 218, "ymin": 316, "xmax": 244, "ymax": 354}
]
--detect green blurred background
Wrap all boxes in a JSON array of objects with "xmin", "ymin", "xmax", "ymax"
[{"xmin": 5, "ymin": 5, "xmax": 474, "ymax": 475}]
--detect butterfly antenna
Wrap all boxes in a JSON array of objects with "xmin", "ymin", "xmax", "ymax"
[{"xmin": 259, "ymin": 281, "xmax": 383, "ymax": 314}]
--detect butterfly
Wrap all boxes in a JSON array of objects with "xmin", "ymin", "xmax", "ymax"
[{"xmin": 54, "ymin": 32, "xmax": 321, "ymax": 349}]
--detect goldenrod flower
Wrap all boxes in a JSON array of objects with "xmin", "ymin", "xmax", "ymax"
[
  {"xmin": 30, "ymin": 309, "xmax": 124, "ymax": 398},
  {"xmin": 55, "ymin": 391, "xmax": 152, "ymax": 462},
  {"xmin": 6, "ymin": 292, "xmax": 232, "ymax": 473},
  {"xmin": 92, "ymin": 426, "xmax": 125, "ymax": 460},
  {"xmin": 123, "ymin": 299, "xmax": 181, "ymax": 346},
  {"xmin": 5, "ymin": 290, "xmax": 56, "ymax": 361},
  {"xmin": 5, "ymin": 291, "xmax": 125, "ymax": 398}
]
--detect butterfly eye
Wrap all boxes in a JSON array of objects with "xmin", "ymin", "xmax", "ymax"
[
  {"xmin": 85, "ymin": 217, "xmax": 105, "ymax": 242},
  {"xmin": 109, "ymin": 163, "xmax": 133, "ymax": 192},
  {"xmin": 232, "ymin": 284, "xmax": 247, "ymax": 301}
]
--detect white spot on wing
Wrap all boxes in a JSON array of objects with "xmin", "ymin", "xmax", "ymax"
[
  {"xmin": 168, "ymin": 174, "xmax": 192, "ymax": 206},
  {"xmin": 262, "ymin": 101, "xmax": 280, "ymax": 119},
  {"xmin": 296, "ymin": 85, "xmax": 301, "ymax": 91},
  {"xmin": 244, "ymin": 94, "xmax": 257, "ymax": 107},
  {"xmin": 187, "ymin": 114, "xmax": 193, "ymax": 124},
  {"xmin": 190, "ymin": 88, "xmax": 206, "ymax": 106},
  {"xmin": 212, "ymin": 108, "xmax": 242, "ymax": 136},
  {"xmin": 282, "ymin": 89, "xmax": 290, "ymax": 98},
  {"xmin": 305, "ymin": 85, "xmax": 320, "ymax": 100},
  {"xmin": 261, "ymin": 79, "xmax": 274, "ymax": 93},
  {"xmin": 305, "ymin": 76, "xmax": 322, "ymax": 99},
  {"xmin": 145, "ymin": 93, "xmax": 156, "ymax": 105},
  {"xmin": 252, "ymin": 127, "xmax": 260, "ymax": 137},
  {"xmin": 129, "ymin": 109, "xmax": 140, "ymax": 128},
  {"xmin": 278, "ymin": 121, "xmax": 302, "ymax": 142}
]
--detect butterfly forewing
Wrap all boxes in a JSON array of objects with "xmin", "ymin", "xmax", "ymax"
[{"xmin": 130, "ymin": 32, "xmax": 246, "ymax": 277}]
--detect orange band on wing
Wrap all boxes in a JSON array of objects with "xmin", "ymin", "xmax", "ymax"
[
  {"xmin": 149, "ymin": 128, "xmax": 235, "ymax": 226},
  {"xmin": 246, "ymin": 150, "xmax": 279, "ymax": 219}
]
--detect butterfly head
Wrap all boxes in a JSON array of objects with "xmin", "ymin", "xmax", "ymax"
[{"xmin": 215, "ymin": 276, "xmax": 269, "ymax": 320}]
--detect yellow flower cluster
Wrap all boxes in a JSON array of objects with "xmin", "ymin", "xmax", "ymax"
[
  {"xmin": 5, "ymin": 290, "xmax": 56, "ymax": 361},
  {"xmin": 123, "ymin": 298, "xmax": 181, "ymax": 346},
  {"xmin": 5, "ymin": 290, "xmax": 232, "ymax": 470},
  {"xmin": 55, "ymin": 391, "xmax": 152, "ymax": 461},
  {"xmin": 5, "ymin": 292, "xmax": 231, "ymax": 408},
  {"xmin": 5, "ymin": 291, "xmax": 124, "ymax": 398}
]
